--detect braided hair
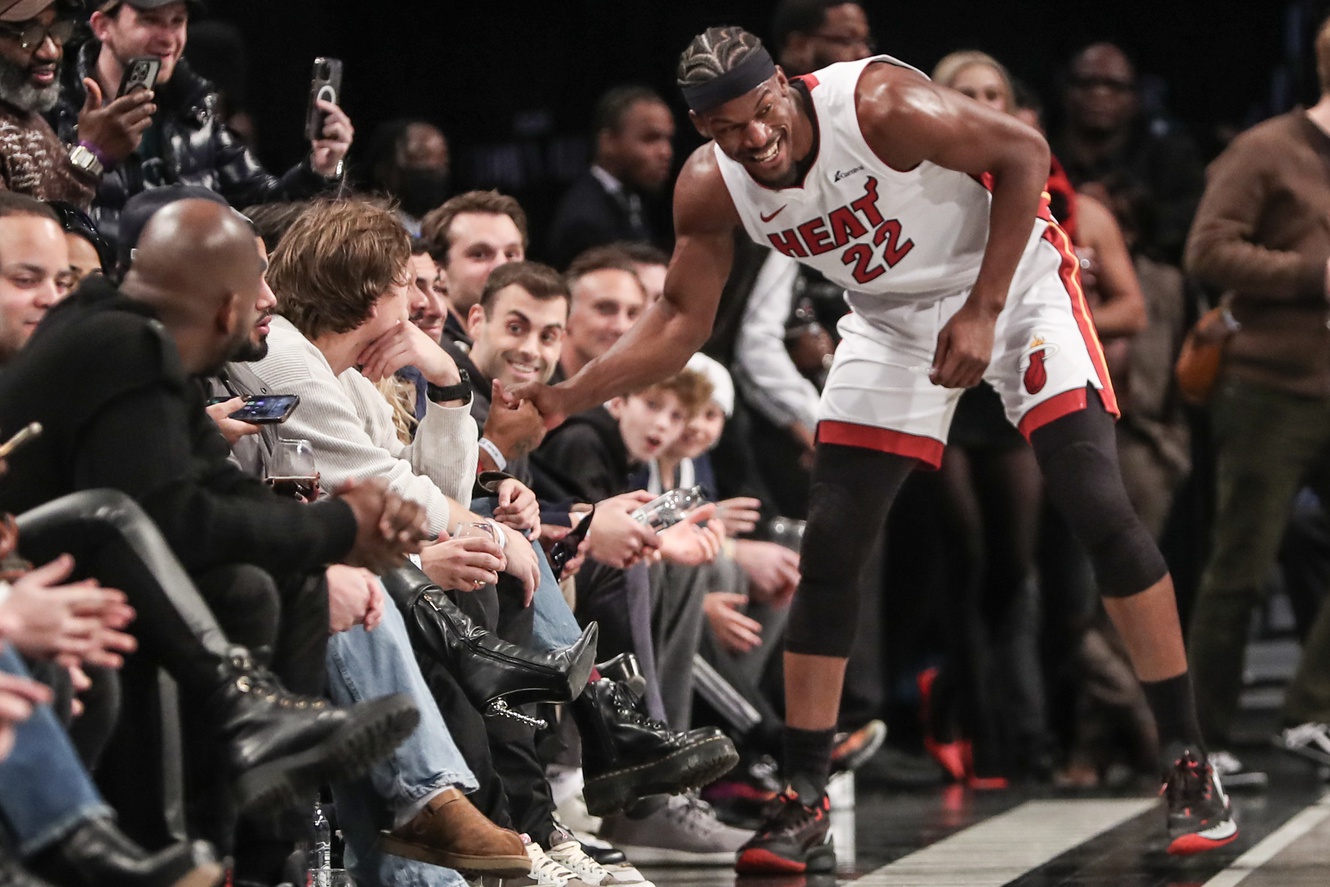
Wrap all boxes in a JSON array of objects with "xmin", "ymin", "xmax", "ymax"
[{"xmin": 676, "ymin": 26, "xmax": 766, "ymax": 90}]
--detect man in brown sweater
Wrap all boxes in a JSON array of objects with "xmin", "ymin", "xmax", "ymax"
[
  {"xmin": 1184, "ymin": 11, "xmax": 1330, "ymax": 772},
  {"xmin": 0, "ymin": 0, "xmax": 150, "ymax": 204}
]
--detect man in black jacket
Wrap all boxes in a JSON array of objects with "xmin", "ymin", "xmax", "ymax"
[
  {"xmin": 0, "ymin": 191, "xmax": 432, "ymax": 871},
  {"xmin": 50, "ymin": 0, "xmax": 352, "ymax": 248},
  {"xmin": 545, "ymin": 86, "xmax": 674, "ymax": 270}
]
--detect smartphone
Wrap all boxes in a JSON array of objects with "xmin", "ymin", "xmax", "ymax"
[
  {"xmin": 118, "ymin": 56, "xmax": 161, "ymax": 98},
  {"xmin": 304, "ymin": 57, "xmax": 343, "ymax": 141},
  {"xmin": 228, "ymin": 395, "xmax": 300, "ymax": 424},
  {"xmin": 0, "ymin": 422, "xmax": 41, "ymax": 460}
]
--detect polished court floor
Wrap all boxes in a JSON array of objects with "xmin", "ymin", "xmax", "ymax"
[
  {"xmin": 639, "ymin": 640, "xmax": 1330, "ymax": 887},
  {"xmin": 639, "ymin": 746, "xmax": 1329, "ymax": 887}
]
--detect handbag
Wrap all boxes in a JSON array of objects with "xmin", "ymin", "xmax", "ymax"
[{"xmin": 1174, "ymin": 304, "xmax": 1240, "ymax": 405}]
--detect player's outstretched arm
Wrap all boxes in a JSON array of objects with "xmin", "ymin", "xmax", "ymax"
[{"xmin": 512, "ymin": 148, "xmax": 739, "ymax": 424}]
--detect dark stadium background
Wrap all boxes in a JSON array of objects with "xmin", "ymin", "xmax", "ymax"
[{"xmin": 201, "ymin": 0, "xmax": 1307, "ymax": 255}]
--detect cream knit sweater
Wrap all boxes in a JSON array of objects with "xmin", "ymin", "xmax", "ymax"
[{"xmin": 250, "ymin": 317, "xmax": 478, "ymax": 535}]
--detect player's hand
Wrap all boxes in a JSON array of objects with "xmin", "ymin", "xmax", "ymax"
[
  {"xmin": 482, "ymin": 382, "xmax": 547, "ymax": 459},
  {"xmin": 505, "ymin": 381, "xmax": 572, "ymax": 431},
  {"xmin": 310, "ymin": 99, "xmax": 353, "ymax": 177},
  {"xmin": 205, "ymin": 397, "xmax": 261, "ymax": 447},
  {"xmin": 930, "ymin": 302, "xmax": 997, "ymax": 389},
  {"xmin": 78, "ymin": 78, "xmax": 155, "ymax": 164}
]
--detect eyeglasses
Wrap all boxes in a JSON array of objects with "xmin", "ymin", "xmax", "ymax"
[
  {"xmin": 0, "ymin": 18, "xmax": 75, "ymax": 52},
  {"xmin": 812, "ymin": 30, "xmax": 877, "ymax": 53},
  {"xmin": 1068, "ymin": 75, "xmax": 1135, "ymax": 94}
]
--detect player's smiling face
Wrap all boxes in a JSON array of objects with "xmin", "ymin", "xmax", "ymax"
[{"xmin": 693, "ymin": 71, "xmax": 805, "ymax": 188}]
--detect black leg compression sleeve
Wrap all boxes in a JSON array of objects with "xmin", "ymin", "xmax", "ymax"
[
  {"xmin": 785, "ymin": 444, "xmax": 916, "ymax": 657},
  {"xmin": 1029, "ymin": 390, "xmax": 1168, "ymax": 598}
]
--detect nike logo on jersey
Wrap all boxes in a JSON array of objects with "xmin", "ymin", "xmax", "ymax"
[
  {"xmin": 760, "ymin": 206, "xmax": 788, "ymax": 223},
  {"xmin": 833, "ymin": 165, "xmax": 864, "ymax": 182}
]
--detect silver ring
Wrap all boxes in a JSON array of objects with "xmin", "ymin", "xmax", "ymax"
[{"xmin": 473, "ymin": 579, "xmax": 483, "ymax": 588}]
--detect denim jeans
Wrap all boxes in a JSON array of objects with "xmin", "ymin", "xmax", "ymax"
[
  {"xmin": 326, "ymin": 601, "xmax": 472, "ymax": 887},
  {"xmin": 470, "ymin": 496, "xmax": 583, "ymax": 651},
  {"xmin": 0, "ymin": 645, "xmax": 112, "ymax": 855}
]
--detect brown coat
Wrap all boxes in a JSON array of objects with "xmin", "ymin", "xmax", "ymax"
[
  {"xmin": 1185, "ymin": 110, "xmax": 1330, "ymax": 398},
  {"xmin": 0, "ymin": 100, "xmax": 95, "ymax": 208}
]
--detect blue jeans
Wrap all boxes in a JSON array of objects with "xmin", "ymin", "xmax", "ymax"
[
  {"xmin": 470, "ymin": 497, "xmax": 583, "ymax": 651},
  {"xmin": 0, "ymin": 645, "xmax": 112, "ymax": 855},
  {"xmin": 326, "ymin": 601, "xmax": 472, "ymax": 887}
]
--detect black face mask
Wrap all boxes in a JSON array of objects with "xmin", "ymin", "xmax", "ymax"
[{"xmin": 395, "ymin": 169, "xmax": 452, "ymax": 219}]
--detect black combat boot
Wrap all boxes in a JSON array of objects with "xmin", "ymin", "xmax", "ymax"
[
  {"xmin": 572, "ymin": 677, "xmax": 739, "ymax": 816},
  {"xmin": 27, "ymin": 817, "xmax": 223, "ymax": 887},
  {"xmin": 215, "ymin": 648, "xmax": 420, "ymax": 812}
]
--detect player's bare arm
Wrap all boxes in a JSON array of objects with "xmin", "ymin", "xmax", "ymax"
[
  {"xmin": 856, "ymin": 64, "xmax": 1050, "ymax": 387},
  {"xmin": 514, "ymin": 148, "xmax": 739, "ymax": 424}
]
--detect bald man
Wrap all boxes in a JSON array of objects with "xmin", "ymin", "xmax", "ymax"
[{"xmin": 0, "ymin": 197, "xmax": 432, "ymax": 829}]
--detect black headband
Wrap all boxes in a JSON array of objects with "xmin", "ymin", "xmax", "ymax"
[{"xmin": 681, "ymin": 48, "xmax": 777, "ymax": 113}]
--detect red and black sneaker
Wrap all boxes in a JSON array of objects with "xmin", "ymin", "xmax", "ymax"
[
  {"xmin": 1164, "ymin": 748, "xmax": 1238, "ymax": 856},
  {"xmin": 734, "ymin": 790, "xmax": 834, "ymax": 875}
]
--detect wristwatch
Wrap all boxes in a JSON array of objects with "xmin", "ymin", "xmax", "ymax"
[
  {"xmin": 427, "ymin": 369, "xmax": 472, "ymax": 404},
  {"xmin": 68, "ymin": 144, "xmax": 104, "ymax": 179}
]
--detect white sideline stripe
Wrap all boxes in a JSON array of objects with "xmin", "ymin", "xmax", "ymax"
[
  {"xmin": 1202, "ymin": 793, "xmax": 1330, "ymax": 887},
  {"xmin": 854, "ymin": 798, "xmax": 1156, "ymax": 887}
]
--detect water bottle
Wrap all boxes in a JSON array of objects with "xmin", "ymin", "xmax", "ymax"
[
  {"xmin": 309, "ymin": 800, "xmax": 331, "ymax": 887},
  {"xmin": 632, "ymin": 485, "xmax": 707, "ymax": 530}
]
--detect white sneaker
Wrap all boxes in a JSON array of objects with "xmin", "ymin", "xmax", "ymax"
[
  {"xmin": 483, "ymin": 839, "xmax": 597, "ymax": 887},
  {"xmin": 1277, "ymin": 722, "xmax": 1330, "ymax": 766},
  {"xmin": 546, "ymin": 838, "xmax": 653, "ymax": 887},
  {"xmin": 598, "ymin": 794, "xmax": 753, "ymax": 865}
]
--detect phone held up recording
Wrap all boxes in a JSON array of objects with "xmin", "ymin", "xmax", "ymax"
[
  {"xmin": 117, "ymin": 56, "xmax": 160, "ymax": 98},
  {"xmin": 305, "ymin": 57, "xmax": 343, "ymax": 142}
]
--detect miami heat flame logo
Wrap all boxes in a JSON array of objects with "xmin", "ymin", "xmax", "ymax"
[{"xmin": 1019, "ymin": 338, "xmax": 1059, "ymax": 394}]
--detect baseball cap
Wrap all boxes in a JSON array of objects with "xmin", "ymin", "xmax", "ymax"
[
  {"xmin": 98, "ymin": 0, "xmax": 203, "ymax": 12},
  {"xmin": 116, "ymin": 185, "xmax": 230, "ymax": 269},
  {"xmin": 0, "ymin": 0, "xmax": 57, "ymax": 21}
]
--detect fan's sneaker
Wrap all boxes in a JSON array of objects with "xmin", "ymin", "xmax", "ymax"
[{"xmin": 1275, "ymin": 722, "xmax": 1330, "ymax": 767}]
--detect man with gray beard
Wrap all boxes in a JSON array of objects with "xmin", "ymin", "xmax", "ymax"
[{"xmin": 0, "ymin": 0, "xmax": 152, "ymax": 204}]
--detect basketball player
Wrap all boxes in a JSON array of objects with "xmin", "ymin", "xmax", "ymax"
[{"xmin": 512, "ymin": 27, "xmax": 1235, "ymax": 872}]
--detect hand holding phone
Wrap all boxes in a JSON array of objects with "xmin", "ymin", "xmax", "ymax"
[
  {"xmin": 305, "ymin": 57, "xmax": 343, "ymax": 142},
  {"xmin": 118, "ymin": 57, "xmax": 161, "ymax": 99},
  {"xmin": 228, "ymin": 394, "xmax": 300, "ymax": 424}
]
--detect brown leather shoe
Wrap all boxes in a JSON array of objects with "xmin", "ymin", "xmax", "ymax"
[{"xmin": 377, "ymin": 788, "xmax": 530, "ymax": 876}]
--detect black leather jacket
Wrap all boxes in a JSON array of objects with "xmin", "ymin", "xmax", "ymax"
[{"xmin": 51, "ymin": 41, "xmax": 339, "ymax": 248}]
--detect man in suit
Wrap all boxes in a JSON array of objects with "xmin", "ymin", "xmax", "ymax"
[{"xmin": 545, "ymin": 86, "xmax": 674, "ymax": 269}]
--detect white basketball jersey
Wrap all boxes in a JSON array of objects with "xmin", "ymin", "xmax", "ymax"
[{"xmin": 714, "ymin": 55, "xmax": 1055, "ymax": 315}]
